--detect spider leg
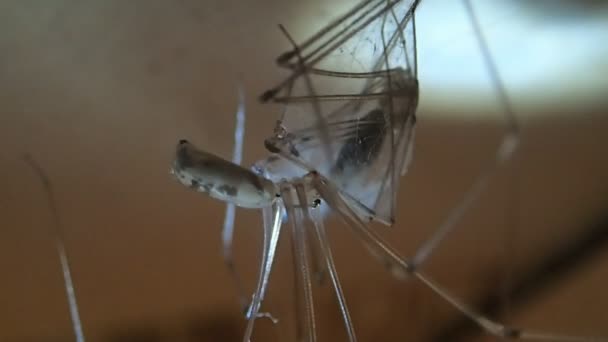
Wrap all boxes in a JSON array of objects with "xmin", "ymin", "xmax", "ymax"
[
  {"xmin": 303, "ymin": 184, "xmax": 357, "ymax": 342},
  {"xmin": 311, "ymin": 173, "xmax": 605, "ymax": 342},
  {"xmin": 222, "ymin": 84, "xmax": 249, "ymax": 311},
  {"xmin": 242, "ymin": 202, "xmax": 283, "ymax": 342},
  {"xmin": 283, "ymin": 184, "xmax": 318, "ymax": 342},
  {"xmin": 411, "ymin": 0, "xmax": 519, "ymax": 268},
  {"xmin": 24, "ymin": 155, "xmax": 86, "ymax": 342}
]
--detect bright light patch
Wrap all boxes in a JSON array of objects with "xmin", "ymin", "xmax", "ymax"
[
  {"xmin": 414, "ymin": 0, "xmax": 608, "ymax": 115},
  {"xmin": 292, "ymin": 0, "xmax": 608, "ymax": 116}
]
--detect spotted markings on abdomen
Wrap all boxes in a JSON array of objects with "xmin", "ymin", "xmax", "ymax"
[{"xmin": 217, "ymin": 184, "xmax": 238, "ymax": 197}]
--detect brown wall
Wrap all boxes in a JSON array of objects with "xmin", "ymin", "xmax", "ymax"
[{"xmin": 1, "ymin": 1, "xmax": 607, "ymax": 341}]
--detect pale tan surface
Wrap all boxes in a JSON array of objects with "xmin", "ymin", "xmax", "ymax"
[{"xmin": 1, "ymin": 1, "xmax": 607, "ymax": 341}]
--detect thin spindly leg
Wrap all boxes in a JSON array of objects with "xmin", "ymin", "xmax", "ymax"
[
  {"xmin": 242, "ymin": 202, "xmax": 283, "ymax": 342},
  {"xmin": 275, "ymin": 0, "xmax": 379, "ymax": 66},
  {"xmin": 24, "ymin": 155, "xmax": 86, "ymax": 342},
  {"xmin": 283, "ymin": 184, "xmax": 317, "ymax": 342},
  {"xmin": 311, "ymin": 173, "xmax": 605, "ymax": 342},
  {"xmin": 304, "ymin": 209, "xmax": 328, "ymax": 285},
  {"xmin": 261, "ymin": 0, "xmax": 413, "ymax": 101},
  {"xmin": 306, "ymin": 191, "xmax": 357, "ymax": 342},
  {"xmin": 410, "ymin": 0, "xmax": 519, "ymax": 268},
  {"xmin": 222, "ymin": 84, "xmax": 248, "ymax": 311},
  {"xmin": 278, "ymin": 24, "xmax": 334, "ymax": 167}
]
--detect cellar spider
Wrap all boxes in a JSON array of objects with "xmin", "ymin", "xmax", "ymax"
[{"xmin": 23, "ymin": 0, "xmax": 607, "ymax": 341}]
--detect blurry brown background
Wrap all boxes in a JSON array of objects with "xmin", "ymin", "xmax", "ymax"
[{"xmin": 1, "ymin": 0, "xmax": 608, "ymax": 341}]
